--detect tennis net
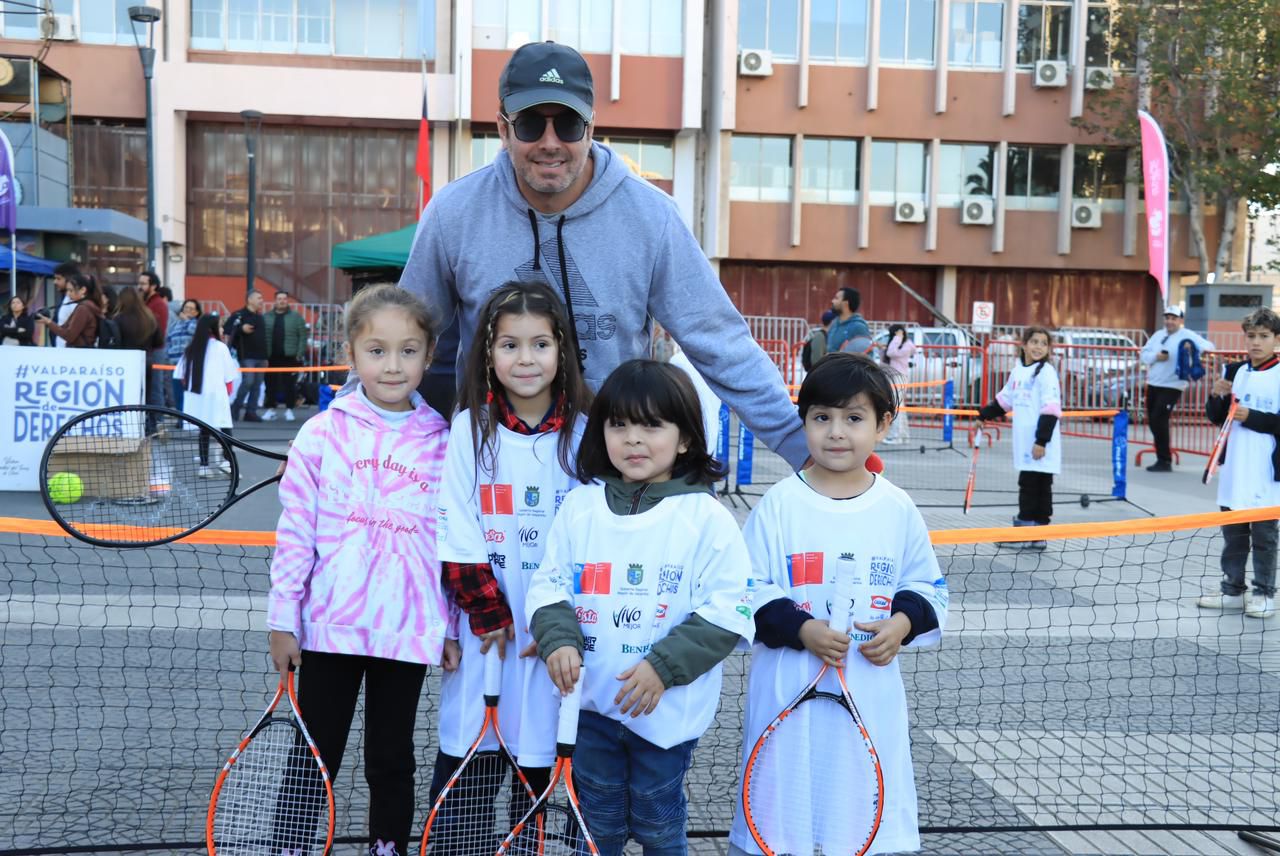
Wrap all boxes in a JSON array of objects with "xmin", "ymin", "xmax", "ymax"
[{"xmin": 2, "ymin": 507, "xmax": 1278, "ymax": 854}]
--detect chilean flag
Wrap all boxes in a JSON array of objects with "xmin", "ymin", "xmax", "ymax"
[{"xmin": 416, "ymin": 82, "xmax": 431, "ymax": 210}]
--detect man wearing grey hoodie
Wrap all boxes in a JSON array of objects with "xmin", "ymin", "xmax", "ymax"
[{"xmin": 397, "ymin": 41, "xmax": 807, "ymax": 469}]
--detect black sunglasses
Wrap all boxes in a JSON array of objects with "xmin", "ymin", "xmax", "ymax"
[{"xmin": 502, "ymin": 110, "xmax": 588, "ymax": 144}]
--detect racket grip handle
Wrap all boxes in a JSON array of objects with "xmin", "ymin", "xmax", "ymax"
[
  {"xmin": 483, "ymin": 643, "xmax": 502, "ymax": 702},
  {"xmin": 833, "ymin": 556, "xmax": 858, "ymax": 635},
  {"xmin": 555, "ymin": 667, "xmax": 584, "ymax": 753}
]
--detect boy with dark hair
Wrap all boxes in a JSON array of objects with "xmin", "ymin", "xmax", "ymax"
[
  {"xmin": 1198, "ymin": 307, "xmax": 1280, "ymax": 618},
  {"xmin": 728, "ymin": 352, "xmax": 947, "ymax": 855}
]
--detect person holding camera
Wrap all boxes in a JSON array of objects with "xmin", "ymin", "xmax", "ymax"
[{"xmin": 1140, "ymin": 305, "xmax": 1215, "ymax": 472}]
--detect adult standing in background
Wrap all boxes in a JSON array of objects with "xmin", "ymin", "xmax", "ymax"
[
  {"xmin": 800, "ymin": 309, "xmax": 835, "ymax": 372},
  {"xmin": 49, "ymin": 261, "xmax": 81, "ymax": 347},
  {"xmin": 227, "ymin": 290, "xmax": 268, "ymax": 422},
  {"xmin": 261, "ymin": 289, "xmax": 308, "ymax": 422},
  {"xmin": 139, "ymin": 271, "xmax": 169, "ymax": 414},
  {"xmin": 882, "ymin": 323, "xmax": 916, "ymax": 444},
  {"xmin": 1, "ymin": 294, "xmax": 35, "ymax": 346},
  {"xmin": 827, "ymin": 287, "xmax": 873, "ymax": 354},
  {"xmin": 166, "ymin": 299, "xmax": 201, "ymax": 413},
  {"xmin": 395, "ymin": 41, "xmax": 808, "ymax": 467},
  {"xmin": 1140, "ymin": 305, "xmax": 1215, "ymax": 472},
  {"xmin": 35, "ymin": 273, "xmax": 101, "ymax": 348}
]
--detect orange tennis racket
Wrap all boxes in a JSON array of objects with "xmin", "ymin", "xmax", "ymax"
[
  {"xmin": 207, "ymin": 666, "xmax": 334, "ymax": 856},
  {"xmin": 419, "ymin": 645, "xmax": 541, "ymax": 855},
  {"xmin": 742, "ymin": 556, "xmax": 884, "ymax": 855},
  {"xmin": 496, "ymin": 670, "xmax": 601, "ymax": 855},
  {"xmin": 963, "ymin": 429, "xmax": 983, "ymax": 514},
  {"xmin": 1202, "ymin": 397, "xmax": 1238, "ymax": 485}
]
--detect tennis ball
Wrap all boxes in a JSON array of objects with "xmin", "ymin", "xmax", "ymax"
[{"xmin": 48, "ymin": 472, "xmax": 84, "ymax": 505}]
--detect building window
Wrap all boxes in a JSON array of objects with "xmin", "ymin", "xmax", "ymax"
[
  {"xmin": 1073, "ymin": 146, "xmax": 1127, "ymax": 207},
  {"xmin": 938, "ymin": 143, "xmax": 995, "ymax": 205},
  {"xmin": 949, "ymin": 0, "xmax": 1002, "ymax": 68},
  {"xmin": 868, "ymin": 140, "xmax": 928, "ymax": 204},
  {"xmin": 880, "ymin": 0, "xmax": 937, "ymax": 64},
  {"xmin": 548, "ymin": 0, "xmax": 612, "ymax": 53},
  {"xmin": 810, "ymin": 0, "xmax": 868, "ymax": 63},
  {"xmin": 600, "ymin": 136, "xmax": 675, "ymax": 181},
  {"xmin": 621, "ymin": 0, "xmax": 682, "ymax": 55},
  {"xmin": 1017, "ymin": 0, "xmax": 1072, "ymax": 67},
  {"xmin": 1006, "ymin": 144, "xmax": 1062, "ymax": 210},
  {"xmin": 471, "ymin": 133, "xmax": 504, "ymax": 172},
  {"xmin": 1085, "ymin": 1, "xmax": 1135, "ymax": 70},
  {"xmin": 739, "ymin": 0, "xmax": 799, "ymax": 61},
  {"xmin": 190, "ymin": 0, "xmax": 429, "ymax": 59},
  {"xmin": 81, "ymin": 1, "xmax": 137, "ymax": 45},
  {"xmin": 800, "ymin": 137, "xmax": 859, "ymax": 204},
  {"xmin": 473, "ymin": 1, "xmax": 678, "ymax": 55},
  {"xmin": 730, "ymin": 135, "xmax": 793, "ymax": 203}
]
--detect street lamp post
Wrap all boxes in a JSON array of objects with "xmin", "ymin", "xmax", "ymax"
[
  {"xmin": 128, "ymin": 6, "xmax": 161, "ymax": 271},
  {"xmin": 240, "ymin": 110, "xmax": 263, "ymax": 298}
]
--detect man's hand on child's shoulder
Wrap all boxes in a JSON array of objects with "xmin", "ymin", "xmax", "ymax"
[
  {"xmin": 854, "ymin": 614, "xmax": 912, "ymax": 667},
  {"xmin": 798, "ymin": 618, "xmax": 852, "ymax": 667}
]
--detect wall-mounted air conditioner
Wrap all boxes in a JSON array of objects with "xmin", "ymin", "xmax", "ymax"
[
  {"xmin": 961, "ymin": 197, "xmax": 994, "ymax": 226},
  {"xmin": 1085, "ymin": 67, "xmax": 1115, "ymax": 90},
  {"xmin": 739, "ymin": 49, "xmax": 773, "ymax": 77},
  {"xmin": 1034, "ymin": 60, "xmax": 1068, "ymax": 88},
  {"xmin": 895, "ymin": 200, "xmax": 926, "ymax": 223},
  {"xmin": 1072, "ymin": 200, "xmax": 1103, "ymax": 229}
]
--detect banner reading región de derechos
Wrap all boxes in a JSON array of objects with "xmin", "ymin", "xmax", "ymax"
[{"xmin": 0, "ymin": 347, "xmax": 145, "ymax": 490}]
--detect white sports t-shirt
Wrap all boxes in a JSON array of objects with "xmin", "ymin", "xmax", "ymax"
[
  {"xmin": 524, "ymin": 484, "xmax": 754, "ymax": 749},
  {"xmin": 1218, "ymin": 361, "xmax": 1280, "ymax": 511},
  {"xmin": 435, "ymin": 410, "xmax": 585, "ymax": 767},
  {"xmin": 728, "ymin": 474, "xmax": 948, "ymax": 856},
  {"xmin": 173, "ymin": 339, "xmax": 239, "ymax": 429},
  {"xmin": 993, "ymin": 359, "xmax": 1062, "ymax": 475}
]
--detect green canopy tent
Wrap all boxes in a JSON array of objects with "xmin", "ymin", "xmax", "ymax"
[{"xmin": 331, "ymin": 223, "xmax": 416, "ymax": 272}]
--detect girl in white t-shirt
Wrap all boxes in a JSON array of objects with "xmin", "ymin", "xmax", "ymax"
[
  {"xmin": 172, "ymin": 313, "xmax": 238, "ymax": 477},
  {"xmin": 526, "ymin": 359, "xmax": 754, "ymax": 856},
  {"xmin": 429, "ymin": 281, "xmax": 593, "ymax": 841}
]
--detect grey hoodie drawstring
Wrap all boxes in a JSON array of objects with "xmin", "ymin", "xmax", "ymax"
[{"xmin": 527, "ymin": 208, "xmax": 586, "ymax": 372}]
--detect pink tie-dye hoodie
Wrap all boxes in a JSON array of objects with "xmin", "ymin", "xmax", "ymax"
[{"xmin": 268, "ymin": 391, "xmax": 450, "ymax": 665}]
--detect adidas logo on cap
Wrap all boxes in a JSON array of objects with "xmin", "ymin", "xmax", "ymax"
[{"xmin": 539, "ymin": 68, "xmax": 565, "ymax": 85}]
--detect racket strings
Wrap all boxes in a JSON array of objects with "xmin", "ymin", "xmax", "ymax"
[
  {"xmin": 212, "ymin": 720, "xmax": 331, "ymax": 856},
  {"xmin": 47, "ymin": 410, "xmax": 235, "ymax": 544},
  {"xmin": 746, "ymin": 695, "xmax": 881, "ymax": 856},
  {"xmin": 520, "ymin": 801, "xmax": 589, "ymax": 856},
  {"xmin": 425, "ymin": 752, "xmax": 541, "ymax": 856}
]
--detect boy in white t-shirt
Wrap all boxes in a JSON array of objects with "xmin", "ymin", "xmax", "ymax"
[
  {"xmin": 728, "ymin": 352, "xmax": 948, "ymax": 856},
  {"xmin": 1197, "ymin": 307, "xmax": 1280, "ymax": 619}
]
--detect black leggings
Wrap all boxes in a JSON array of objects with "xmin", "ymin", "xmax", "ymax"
[
  {"xmin": 197, "ymin": 427, "xmax": 232, "ymax": 466},
  {"xmin": 1018, "ymin": 470, "xmax": 1054, "ymax": 525},
  {"xmin": 294, "ymin": 650, "xmax": 428, "ymax": 854},
  {"xmin": 1146, "ymin": 385, "xmax": 1183, "ymax": 463}
]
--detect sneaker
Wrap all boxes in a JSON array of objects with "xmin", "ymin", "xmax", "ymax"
[
  {"xmin": 997, "ymin": 518, "xmax": 1036, "ymax": 548},
  {"xmin": 1146, "ymin": 461, "xmax": 1172, "ymax": 473},
  {"xmin": 217, "ymin": 460, "xmax": 232, "ymax": 476},
  {"xmin": 197, "ymin": 465, "xmax": 217, "ymax": 479},
  {"xmin": 1197, "ymin": 592, "xmax": 1246, "ymax": 610},
  {"xmin": 243, "ymin": 411, "xmax": 263, "ymax": 423},
  {"xmin": 261, "ymin": 409, "xmax": 278, "ymax": 421},
  {"xmin": 285, "ymin": 408, "xmax": 296, "ymax": 422},
  {"xmin": 1246, "ymin": 594, "xmax": 1276, "ymax": 618}
]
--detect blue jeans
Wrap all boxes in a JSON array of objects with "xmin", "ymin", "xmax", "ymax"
[
  {"xmin": 232, "ymin": 358, "xmax": 266, "ymax": 415},
  {"xmin": 571, "ymin": 710, "xmax": 697, "ymax": 856}
]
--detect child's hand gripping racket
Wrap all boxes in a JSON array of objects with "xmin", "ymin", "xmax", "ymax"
[
  {"xmin": 419, "ymin": 645, "xmax": 541, "ymax": 856},
  {"xmin": 496, "ymin": 670, "xmax": 602, "ymax": 855},
  {"xmin": 742, "ymin": 555, "xmax": 884, "ymax": 856},
  {"xmin": 206, "ymin": 666, "xmax": 335, "ymax": 856},
  {"xmin": 1202, "ymin": 397, "xmax": 1238, "ymax": 485},
  {"xmin": 40, "ymin": 405, "xmax": 288, "ymax": 548}
]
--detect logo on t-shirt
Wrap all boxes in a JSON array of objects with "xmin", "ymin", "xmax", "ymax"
[
  {"xmin": 488, "ymin": 551, "xmax": 507, "ymax": 570},
  {"xmin": 612, "ymin": 605, "xmax": 643, "ymax": 629},
  {"xmin": 573, "ymin": 562, "xmax": 611, "ymax": 595},
  {"xmin": 870, "ymin": 594, "xmax": 892, "ymax": 612},
  {"xmin": 555, "ymin": 489, "xmax": 570, "ymax": 512},
  {"xmin": 788, "ymin": 552, "xmax": 824, "ymax": 587},
  {"xmin": 575, "ymin": 606, "xmax": 598, "ymax": 625},
  {"xmin": 657, "ymin": 564, "xmax": 683, "ymax": 595},
  {"xmin": 525, "ymin": 485, "xmax": 540, "ymax": 507},
  {"xmin": 583, "ymin": 635, "xmax": 596, "ymax": 652},
  {"xmin": 627, "ymin": 564, "xmax": 644, "ymax": 586},
  {"xmin": 480, "ymin": 484, "xmax": 514, "ymax": 515}
]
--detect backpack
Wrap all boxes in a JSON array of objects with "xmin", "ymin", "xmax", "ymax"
[
  {"xmin": 801, "ymin": 329, "xmax": 825, "ymax": 372},
  {"xmin": 96, "ymin": 316, "xmax": 123, "ymax": 349}
]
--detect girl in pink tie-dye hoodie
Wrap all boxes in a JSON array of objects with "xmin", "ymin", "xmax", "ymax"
[{"xmin": 267, "ymin": 284, "xmax": 449, "ymax": 856}]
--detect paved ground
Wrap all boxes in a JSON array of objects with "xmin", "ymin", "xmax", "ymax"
[{"xmin": 2, "ymin": 408, "xmax": 1277, "ymax": 856}]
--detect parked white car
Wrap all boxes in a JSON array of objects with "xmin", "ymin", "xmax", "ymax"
[{"xmin": 1054, "ymin": 329, "xmax": 1141, "ymax": 414}]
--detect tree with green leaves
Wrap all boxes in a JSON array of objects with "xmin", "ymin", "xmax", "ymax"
[{"xmin": 1081, "ymin": 0, "xmax": 1280, "ymax": 280}]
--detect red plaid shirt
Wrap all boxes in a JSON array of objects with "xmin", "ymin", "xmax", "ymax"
[{"xmin": 443, "ymin": 393, "xmax": 568, "ymax": 636}]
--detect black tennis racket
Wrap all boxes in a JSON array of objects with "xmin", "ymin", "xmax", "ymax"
[{"xmin": 40, "ymin": 404, "xmax": 287, "ymax": 548}]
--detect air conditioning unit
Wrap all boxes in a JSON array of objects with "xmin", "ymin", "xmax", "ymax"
[
  {"xmin": 1033, "ymin": 60, "xmax": 1068, "ymax": 88},
  {"xmin": 738, "ymin": 49, "xmax": 773, "ymax": 77},
  {"xmin": 961, "ymin": 197, "xmax": 995, "ymax": 226},
  {"xmin": 1072, "ymin": 200, "xmax": 1103, "ymax": 229},
  {"xmin": 894, "ymin": 200, "xmax": 926, "ymax": 223},
  {"xmin": 40, "ymin": 13, "xmax": 77, "ymax": 41},
  {"xmin": 1085, "ymin": 66, "xmax": 1115, "ymax": 90}
]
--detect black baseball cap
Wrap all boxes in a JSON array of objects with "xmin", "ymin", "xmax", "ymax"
[{"xmin": 499, "ymin": 42, "xmax": 594, "ymax": 121}]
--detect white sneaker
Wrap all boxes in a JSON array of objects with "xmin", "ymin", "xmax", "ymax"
[
  {"xmin": 1197, "ymin": 593, "xmax": 1246, "ymax": 610},
  {"xmin": 217, "ymin": 460, "xmax": 232, "ymax": 476},
  {"xmin": 261, "ymin": 409, "xmax": 277, "ymax": 421},
  {"xmin": 1245, "ymin": 594, "xmax": 1276, "ymax": 618},
  {"xmin": 198, "ymin": 465, "xmax": 216, "ymax": 479},
  {"xmin": 285, "ymin": 408, "xmax": 296, "ymax": 422}
]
